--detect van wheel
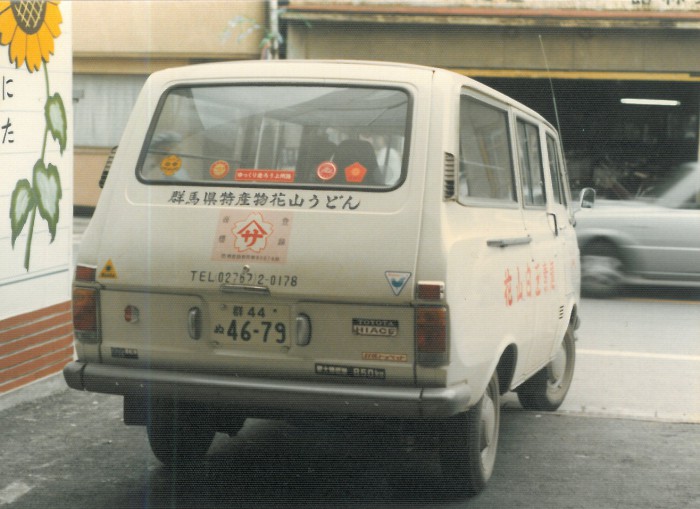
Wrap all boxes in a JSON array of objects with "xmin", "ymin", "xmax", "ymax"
[
  {"xmin": 147, "ymin": 399, "xmax": 215, "ymax": 467},
  {"xmin": 517, "ymin": 325, "xmax": 576, "ymax": 411},
  {"xmin": 439, "ymin": 372, "xmax": 500, "ymax": 497}
]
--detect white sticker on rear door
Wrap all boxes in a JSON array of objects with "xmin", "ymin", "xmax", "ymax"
[{"xmin": 212, "ymin": 210, "xmax": 293, "ymax": 263}]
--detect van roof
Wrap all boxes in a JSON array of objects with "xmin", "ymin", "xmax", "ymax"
[{"xmin": 147, "ymin": 59, "xmax": 551, "ymax": 127}]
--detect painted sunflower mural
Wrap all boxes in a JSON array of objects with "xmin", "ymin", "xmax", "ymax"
[
  {"xmin": 5, "ymin": 1, "xmax": 67, "ymax": 271},
  {"xmin": 0, "ymin": 0, "xmax": 62, "ymax": 73}
]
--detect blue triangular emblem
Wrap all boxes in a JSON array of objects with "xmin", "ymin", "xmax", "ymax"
[{"xmin": 385, "ymin": 271, "xmax": 411, "ymax": 296}]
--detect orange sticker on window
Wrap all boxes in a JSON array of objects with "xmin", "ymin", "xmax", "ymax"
[
  {"xmin": 235, "ymin": 169, "xmax": 296, "ymax": 183},
  {"xmin": 160, "ymin": 155, "xmax": 182, "ymax": 176},
  {"xmin": 209, "ymin": 160, "xmax": 230, "ymax": 179},
  {"xmin": 344, "ymin": 162, "xmax": 367, "ymax": 183}
]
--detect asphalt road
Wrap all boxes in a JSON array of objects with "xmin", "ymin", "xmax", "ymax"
[
  {"xmin": 1, "ymin": 386, "xmax": 699, "ymax": 509},
  {"xmin": 560, "ymin": 291, "xmax": 700, "ymax": 422}
]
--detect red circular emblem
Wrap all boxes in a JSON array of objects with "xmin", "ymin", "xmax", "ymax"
[{"xmin": 316, "ymin": 161, "xmax": 337, "ymax": 181}]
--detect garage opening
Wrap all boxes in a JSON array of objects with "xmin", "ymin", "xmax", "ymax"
[{"xmin": 477, "ymin": 77, "xmax": 699, "ymax": 200}]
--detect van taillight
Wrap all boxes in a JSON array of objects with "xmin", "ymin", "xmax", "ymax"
[
  {"xmin": 75, "ymin": 265, "xmax": 96, "ymax": 282},
  {"xmin": 73, "ymin": 287, "xmax": 100, "ymax": 343},
  {"xmin": 415, "ymin": 306, "xmax": 448, "ymax": 365}
]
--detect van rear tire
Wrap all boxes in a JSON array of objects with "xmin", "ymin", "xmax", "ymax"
[
  {"xmin": 517, "ymin": 325, "xmax": 576, "ymax": 411},
  {"xmin": 439, "ymin": 372, "xmax": 500, "ymax": 497},
  {"xmin": 146, "ymin": 399, "xmax": 216, "ymax": 467}
]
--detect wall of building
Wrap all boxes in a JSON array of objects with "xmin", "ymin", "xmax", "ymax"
[
  {"xmin": 288, "ymin": 22, "xmax": 700, "ymax": 78},
  {"xmin": 73, "ymin": 0, "xmax": 266, "ymax": 73},
  {"xmin": 286, "ymin": 1, "xmax": 700, "ymax": 78},
  {"xmin": 72, "ymin": 1, "xmax": 268, "ymax": 209},
  {"xmin": 289, "ymin": 0, "xmax": 700, "ymax": 12},
  {"xmin": 0, "ymin": 2, "xmax": 73, "ymax": 394}
]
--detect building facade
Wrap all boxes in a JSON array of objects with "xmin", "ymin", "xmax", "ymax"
[
  {"xmin": 73, "ymin": 1, "xmax": 700, "ymax": 206},
  {"xmin": 1, "ymin": 1, "xmax": 73, "ymax": 396},
  {"xmin": 72, "ymin": 0, "xmax": 267, "ymax": 209},
  {"xmin": 285, "ymin": 0, "xmax": 700, "ymax": 195}
]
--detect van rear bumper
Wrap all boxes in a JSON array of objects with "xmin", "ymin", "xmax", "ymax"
[{"xmin": 63, "ymin": 361, "xmax": 472, "ymax": 419}]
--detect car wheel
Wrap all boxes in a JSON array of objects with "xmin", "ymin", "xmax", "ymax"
[
  {"xmin": 517, "ymin": 325, "xmax": 576, "ymax": 411},
  {"xmin": 439, "ymin": 372, "xmax": 500, "ymax": 497},
  {"xmin": 147, "ymin": 399, "xmax": 216, "ymax": 467},
  {"xmin": 581, "ymin": 240, "xmax": 624, "ymax": 297}
]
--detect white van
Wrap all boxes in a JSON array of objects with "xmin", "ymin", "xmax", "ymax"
[{"xmin": 65, "ymin": 60, "xmax": 580, "ymax": 496}]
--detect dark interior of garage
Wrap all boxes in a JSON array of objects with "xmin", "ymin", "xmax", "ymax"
[{"xmin": 478, "ymin": 77, "xmax": 699, "ymax": 198}]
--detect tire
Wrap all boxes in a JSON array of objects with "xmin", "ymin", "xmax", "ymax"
[
  {"xmin": 146, "ymin": 399, "xmax": 216, "ymax": 467},
  {"xmin": 581, "ymin": 240, "xmax": 624, "ymax": 298},
  {"xmin": 517, "ymin": 325, "xmax": 576, "ymax": 411},
  {"xmin": 439, "ymin": 372, "xmax": 500, "ymax": 498}
]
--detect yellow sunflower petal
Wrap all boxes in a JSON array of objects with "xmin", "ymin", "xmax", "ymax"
[
  {"xmin": 44, "ymin": 2, "xmax": 62, "ymax": 38},
  {"xmin": 0, "ymin": 8, "xmax": 17, "ymax": 45},
  {"xmin": 25, "ymin": 33, "xmax": 41, "ymax": 72},
  {"xmin": 10, "ymin": 29, "xmax": 26, "ymax": 69},
  {"xmin": 37, "ymin": 24, "xmax": 54, "ymax": 61}
]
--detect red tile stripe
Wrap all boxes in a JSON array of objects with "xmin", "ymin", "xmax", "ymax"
[
  {"xmin": 0, "ymin": 301, "xmax": 74, "ymax": 394},
  {"xmin": 0, "ymin": 301, "xmax": 71, "ymax": 331}
]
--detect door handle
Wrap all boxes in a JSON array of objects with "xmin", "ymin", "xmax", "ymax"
[
  {"xmin": 486, "ymin": 236, "xmax": 532, "ymax": 248},
  {"xmin": 548, "ymin": 212, "xmax": 559, "ymax": 236}
]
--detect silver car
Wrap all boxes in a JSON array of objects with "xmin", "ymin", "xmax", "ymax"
[{"xmin": 576, "ymin": 162, "xmax": 700, "ymax": 297}]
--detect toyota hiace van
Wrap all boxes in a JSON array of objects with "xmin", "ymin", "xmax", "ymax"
[{"xmin": 65, "ymin": 60, "xmax": 581, "ymax": 496}]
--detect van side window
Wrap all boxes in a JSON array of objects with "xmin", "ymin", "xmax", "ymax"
[
  {"xmin": 546, "ymin": 134, "xmax": 566, "ymax": 205},
  {"xmin": 516, "ymin": 119, "xmax": 546, "ymax": 207},
  {"xmin": 458, "ymin": 96, "xmax": 515, "ymax": 204}
]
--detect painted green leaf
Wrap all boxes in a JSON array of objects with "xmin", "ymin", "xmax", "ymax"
[
  {"xmin": 10, "ymin": 179, "xmax": 35, "ymax": 248},
  {"xmin": 45, "ymin": 93, "xmax": 67, "ymax": 154},
  {"xmin": 33, "ymin": 160, "xmax": 62, "ymax": 242}
]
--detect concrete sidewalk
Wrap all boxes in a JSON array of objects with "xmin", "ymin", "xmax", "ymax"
[{"xmin": 0, "ymin": 373, "xmax": 69, "ymax": 413}]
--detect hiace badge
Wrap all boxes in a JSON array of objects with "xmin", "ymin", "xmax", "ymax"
[{"xmin": 352, "ymin": 318, "xmax": 399, "ymax": 337}]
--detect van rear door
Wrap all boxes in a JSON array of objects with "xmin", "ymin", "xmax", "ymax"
[{"xmin": 94, "ymin": 79, "xmax": 429, "ymax": 387}]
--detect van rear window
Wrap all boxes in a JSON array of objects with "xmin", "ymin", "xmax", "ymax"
[{"xmin": 137, "ymin": 85, "xmax": 410, "ymax": 190}]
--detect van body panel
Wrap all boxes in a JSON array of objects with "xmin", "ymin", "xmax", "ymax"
[{"xmin": 442, "ymin": 203, "xmax": 535, "ymax": 394}]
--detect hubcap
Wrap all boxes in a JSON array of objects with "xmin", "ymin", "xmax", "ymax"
[{"xmin": 548, "ymin": 341, "xmax": 567, "ymax": 389}]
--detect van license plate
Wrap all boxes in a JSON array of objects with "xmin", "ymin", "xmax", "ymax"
[{"xmin": 212, "ymin": 304, "xmax": 289, "ymax": 346}]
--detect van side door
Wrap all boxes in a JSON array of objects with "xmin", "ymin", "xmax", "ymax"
[{"xmin": 455, "ymin": 92, "xmax": 537, "ymax": 367}]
